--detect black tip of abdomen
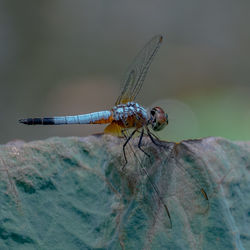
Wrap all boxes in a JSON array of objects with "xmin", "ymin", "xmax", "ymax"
[
  {"xmin": 19, "ymin": 119, "xmax": 26, "ymax": 124},
  {"xmin": 19, "ymin": 118, "xmax": 34, "ymax": 125},
  {"xmin": 19, "ymin": 118, "xmax": 55, "ymax": 125}
]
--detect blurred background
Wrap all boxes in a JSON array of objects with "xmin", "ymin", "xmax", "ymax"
[{"xmin": 1, "ymin": 0, "xmax": 250, "ymax": 144}]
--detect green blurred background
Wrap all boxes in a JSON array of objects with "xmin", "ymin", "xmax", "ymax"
[{"xmin": 1, "ymin": 0, "xmax": 250, "ymax": 144}]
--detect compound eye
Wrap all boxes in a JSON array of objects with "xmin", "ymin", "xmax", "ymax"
[{"xmin": 150, "ymin": 107, "xmax": 168, "ymax": 131}]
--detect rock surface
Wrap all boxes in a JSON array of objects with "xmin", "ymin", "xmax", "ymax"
[{"xmin": 0, "ymin": 135, "xmax": 249, "ymax": 250}]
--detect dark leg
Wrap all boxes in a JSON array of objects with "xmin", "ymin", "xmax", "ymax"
[
  {"xmin": 146, "ymin": 128, "xmax": 163, "ymax": 147},
  {"xmin": 121, "ymin": 129, "xmax": 128, "ymax": 139},
  {"xmin": 138, "ymin": 129, "xmax": 150, "ymax": 158},
  {"xmin": 122, "ymin": 129, "xmax": 137, "ymax": 169}
]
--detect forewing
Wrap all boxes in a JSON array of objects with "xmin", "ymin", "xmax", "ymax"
[
  {"xmin": 121, "ymin": 130, "xmax": 173, "ymax": 229},
  {"xmin": 115, "ymin": 35, "xmax": 163, "ymax": 105}
]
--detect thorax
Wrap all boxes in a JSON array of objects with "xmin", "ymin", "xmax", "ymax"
[{"xmin": 112, "ymin": 102, "xmax": 148, "ymax": 127}]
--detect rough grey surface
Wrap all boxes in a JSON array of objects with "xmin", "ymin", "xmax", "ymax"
[{"xmin": 0, "ymin": 135, "xmax": 249, "ymax": 250}]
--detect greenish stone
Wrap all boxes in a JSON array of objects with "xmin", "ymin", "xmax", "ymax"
[{"xmin": 0, "ymin": 135, "xmax": 249, "ymax": 250}]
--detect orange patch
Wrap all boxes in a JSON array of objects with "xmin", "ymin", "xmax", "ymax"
[
  {"xmin": 90, "ymin": 115, "xmax": 114, "ymax": 124},
  {"xmin": 104, "ymin": 115, "xmax": 145, "ymax": 136}
]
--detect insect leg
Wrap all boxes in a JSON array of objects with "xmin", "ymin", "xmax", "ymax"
[
  {"xmin": 122, "ymin": 129, "xmax": 137, "ymax": 169},
  {"xmin": 138, "ymin": 128, "xmax": 150, "ymax": 158},
  {"xmin": 146, "ymin": 128, "xmax": 163, "ymax": 147},
  {"xmin": 121, "ymin": 129, "xmax": 128, "ymax": 139}
]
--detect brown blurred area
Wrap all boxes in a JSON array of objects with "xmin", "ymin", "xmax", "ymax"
[{"xmin": 1, "ymin": 1, "xmax": 250, "ymax": 143}]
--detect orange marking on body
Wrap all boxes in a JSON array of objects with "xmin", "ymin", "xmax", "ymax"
[
  {"xmin": 116, "ymin": 115, "xmax": 145, "ymax": 129},
  {"xmin": 90, "ymin": 115, "xmax": 114, "ymax": 124},
  {"xmin": 104, "ymin": 114, "xmax": 145, "ymax": 137}
]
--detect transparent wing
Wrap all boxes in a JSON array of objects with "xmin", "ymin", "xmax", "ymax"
[
  {"xmin": 121, "ymin": 128, "xmax": 173, "ymax": 229},
  {"xmin": 148, "ymin": 141, "xmax": 210, "ymax": 219},
  {"xmin": 123, "ymin": 134, "xmax": 210, "ymax": 229},
  {"xmin": 115, "ymin": 35, "xmax": 163, "ymax": 105}
]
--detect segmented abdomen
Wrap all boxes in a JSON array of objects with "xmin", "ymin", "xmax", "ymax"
[{"xmin": 19, "ymin": 111, "xmax": 113, "ymax": 125}]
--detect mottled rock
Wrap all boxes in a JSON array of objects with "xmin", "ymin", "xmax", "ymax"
[{"xmin": 0, "ymin": 135, "xmax": 249, "ymax": 250}]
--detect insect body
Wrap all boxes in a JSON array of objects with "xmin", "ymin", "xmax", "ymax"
[{"xmin": 19, "ymin": 35, "xmax": 208, "ymax": 229}]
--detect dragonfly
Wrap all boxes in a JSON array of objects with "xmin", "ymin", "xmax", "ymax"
[{"xmin": 19, "ymin": 35, "xmax": 209, "ymax": 228}]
